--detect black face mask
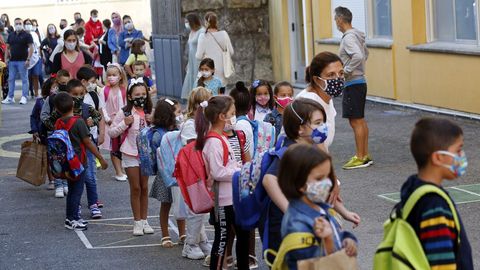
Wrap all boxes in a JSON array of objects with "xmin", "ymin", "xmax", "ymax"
[
  {"xmin": 73, "ymin": 96, "xmax": 84, "ymax": 107},
  {"xmin": 59, "ymin": 24, "xmax": 66, "ymax": 30},
  {"xmin": 58, "ymin": 84, "xmax": 67, "ymax": 92},
  {"xmin": 132, "ymin": 96, "xmax": 146, "ymax": 108}
]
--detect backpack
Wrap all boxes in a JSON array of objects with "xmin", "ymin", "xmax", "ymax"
[
  {"xmin": 157, "ymin": 130, "xmax": 183, "ymax": 187},
  {"xmin": 232, "ymin": 136, "xmax": 288, "ymax": 232},
  {"xmin": 47, "ymin": 116, "xmax": 85, "ymax": 181},
  {"xmin": 103, "ymin": 86, "xmax": 126, "ymax": 104},
  {"xmin": 373, "ymin": 184, "xmax": 460, "ymax": 270},
  {"xmin": 88, "ymin": 91, "xmax": 100, "ymax": 111},
  {"xmin": 174, "ymin": 132, "xmax": 229, "ymax": 214},
  {"xmin": 111, "ymin": 109, "xmax": 132, "ymax": 153},
  {"xmin": 137, "ymin": 126, "xmax": 166, "ymax": 176},
  {"xmin": 49, "ymin": 94, "xmax": 92, "ymax": 121},
  {"xmin": 237, "ymin": 115, "xmax": 275, "ymax": 158},
  {"xmin": 264, "ymin": 232, "xmax": 318, "ymax": 270}
]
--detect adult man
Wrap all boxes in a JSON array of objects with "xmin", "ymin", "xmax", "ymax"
[
  {"xmin": 334, "ymin": 6, "xmax": 372, "ymax": 169},
  {"xmin": 2, "ymin": 18, "xmax": 33, "ymax": 105},
  {"xmin": 59, "ymin": 19, "xmax": 68, "ymax": 30},
  {"xmin": 84, "ymin": 9, "xmax": 103, "ymax": 46}
]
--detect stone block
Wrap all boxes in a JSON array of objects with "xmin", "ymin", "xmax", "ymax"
[
  {"xmin": 226, "ymin": 0, "xmax": 264, "ymax": 9},
  {"xmin": 182, "ymin": 0, "xmax": 224, "ymax": 13}
]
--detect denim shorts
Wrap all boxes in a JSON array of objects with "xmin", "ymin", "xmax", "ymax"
[{"xmin": 29, "ymin": 59, "xmax": 42, "ymax": 76}]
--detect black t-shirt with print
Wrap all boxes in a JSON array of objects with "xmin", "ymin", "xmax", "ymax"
[{"xmin": 59, "ymin": 116, "xmax": 90, "ymax": 166}]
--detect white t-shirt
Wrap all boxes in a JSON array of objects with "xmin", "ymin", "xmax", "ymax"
[
  {"xmin": 84, "ymin": 88, "xmax": 106, "ymax": 139},
  {"xmin": 296, "ymin": 89, "xmax": 337, "ymax": 150},
  {"xmin": 234, "ymin": 116, "xmax": 254, "ymax": 158},
  {"xmin": 180, "ymin": 118, "xmax": 197, "ymax": 146}
]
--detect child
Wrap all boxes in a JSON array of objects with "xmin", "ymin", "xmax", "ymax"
[
  {"xmin": 195, "ymin": 58, "xmax": 222, "ymax": 96},
  {"xmin": 100, "ymin": 63, "xmax": 128, "ymax": 181},
  {"xmin": 264, "ymin": 81, "xmax": 294, "ymax": 139},
  {"xmin": 129, "ymin": 61, "xmax": 156, "ymax": 96},
  {"xmin": 53, "ymin": 92, "xmax": 107, "ymax": 231},
  {"xmin": 229, "ymin": 81, "xmax": 254, "ymax": 158},
  {"xmin": 148, "ymin": 98, "xmax": 186, "ymax": 247},
  {"xmin": 261, "ymin": 98, "xmax": 360, "ymax": 262},
  {"xmin": 124, "ymin": 39, "xmax": 150, "ymax": 78},
  {"xmin": 249, "ymin": 79, "xmax": 274, "ymax": 122},
  {"xmin": 278, "ymin": 144, "xmax": 357, "ymax": 269},
  {"xmin": 108, "ymin": 78, "xmax": 154, "ymax": 236},
  {"xmin": 399, "ymin": 118, "xmax": 472, "ymax": 269},
  {"xmin": 30, "ymin": 76, "xmax": 56, "ymax": 190},
  {"xmin": 194, "ymin": 96, "xmax": 250, "ymax": 270},
  {"xmin": 180, "ymin": 87, "xmax": 213, "ymax": 262}
]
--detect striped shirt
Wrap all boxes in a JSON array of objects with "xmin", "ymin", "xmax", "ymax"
[{"xmin": 227, "ymin": 131, "xmax": 250, "ymax": 165}]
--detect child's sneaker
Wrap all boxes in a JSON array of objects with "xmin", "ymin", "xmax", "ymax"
[
  {"xmin": 63, "ymin": 186, "xmax": 69, "ymax": 195},
  {"xmin": 65, "ymin": 219, "xmax": 87, "ymax": 231},
  {"xmin": 133, "ymin": 220, "xmax": 144, "ymax": 236},
  {"xmin": 182, "ymin": 243, "xmax": 205, "ymax": 260},
  {"xmin": 55, "ymin": 187, "xmax": 64, "ymax": 198},
  {"xmin": 47, "ymin": 181, "xmax": 55, "ymax": 190},
  {"xmin": 199, "ymin": 240, "xmax": 212, "ymax": 256},
  {"xmin": 90, "ymin": 204, "xmax": 102, "ymax": 219},
  {"xmin": 202, "ymin": 255, "xmax": 211, "ymax": 267},
  {"xmin": 142, "ymin": 220, "xmax": 154, "ymax": 234},
  {"xmin": 96, "ymin": 200, "xmax": 104, "ymax": 208}
]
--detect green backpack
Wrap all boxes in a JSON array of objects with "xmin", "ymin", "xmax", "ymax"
[
  {"xmin": 264, "ymin": 232, "xmax": 318, "ymax": 270},
  {"xmin": 373, "ymin": 184, "xmax": 461, "ymax": 270}
]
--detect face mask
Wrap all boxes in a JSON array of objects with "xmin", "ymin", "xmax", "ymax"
[
  {"xmin": 185, "ymin": 23, "xmax": 190, "ymax": 30},
  {"xmin": 201, "ymin": 71, "xmax": 212, "ymax": 78},
  {"xmin": 132, "ymin": 96, "xmax": 147, "ymax": 107},
  {"xmin": 107, "ymin": 76, "xmax": 119, "ymax": 85},
  {"xmin": 224, "ymin": 115, "xmax": 237, "ymax": 131},
  {"xmin": 125, "ymin": 22, "xmax": 134, "ymax": 31},
  {"xmin": 48, "ymin": 27, "xmax": 56, "ymax": 34},
  {"xmin": 436, "ymin": 150, "xmax": 468, "ymax": 177},
  {"xmin": 91, "ymin": 17, "xmax": 98, "ymax": 22},
  {"xmin": 176, "ymin": 114, "xmax": 184, "ymax": 125},
  {"xmin": 310, "ymin": 123, "xmax": 328, "ymax": 144},
  {"xmin": 87, "ymin": 82, "xmax": 97, "ymax": 92},
  {"xmin": 65, "ymin": 41, "xmax": 76, "ymax": 51},
  {"xmin": 276, "ymin": 96, "xmax": 293, "ymax": 108},
  {"xmin": 305, "ymin": 178, "xmax": 333, "ymax": 204},
  {"xmin": 32, "ymin": 26, "xmax": 37, "ymax": 32},
  {"xmin": 73, "ymin": 96, "xmax": 84, "ymax": 107},
  {"xmin": 25, "ymin": 25, "xmax": 33, "ymax": 31},
  {"xmin": 15, "ymin": 24, "xmax": 23, "ymax": 32},
  {"xmin": 256, "ymin": 95, "xmax": 270, "ymax": 106},
  {"xmin": 58, "ymin": 84, "xmax": 67, "ymax": 92},
  {"xmin": 112, "ymin": 18, "xmax": 121, "ymax": 25},
  {"xmin": 51, "ymin": 86, "xmax": 59, "ymax": 95},
  {"xmin": 60, "ymin": 24, "xmax": 66, "ymax": 30},
  {"xmin": 316, "ymin": 77, "xmax": 345, "ymax": 97}
]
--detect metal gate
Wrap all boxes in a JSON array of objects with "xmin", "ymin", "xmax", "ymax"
[{"xmin": 150, "ymin": 0, "xmax": 184, "ymax": 99}]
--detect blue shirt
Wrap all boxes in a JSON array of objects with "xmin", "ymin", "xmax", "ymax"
[
  {"xmin": 118, "ymin": 29, "xmax": 144, "ymax": 65},
  {"xmin": 107, "ymin": 28, "xmax": 118, "ymax": 53},
  {"xmin": 195, "ymin": 76, "xmax": 222, "ymax": 95},
  {"xmin": 281, "ymin": 199, "xmax": 357, "ymax": 270}
]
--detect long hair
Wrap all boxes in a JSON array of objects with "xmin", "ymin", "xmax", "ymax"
[
  {"xmin": 123, "ymin": 82, "xmax": 153, "ymax": 115},
  {"xmin": 197, "ymin": 58, "xmax": 215, "ymax": 87},
  {"xmin": 229, "ymin": 81, "xmax": 251, "ymax": 116},
  {"xmin": 250, "ymin": 79, "xmax": 274, "ymax": 111},
  {"xmin": 111, "ymin": 12, "xmax": 123, "ymax": 36},
  {"xmin": 62, "ymin": 29, "xmax": 80, "ymax": 52},
  {"xmin": 186, "ymin": 13, "xmax": 202, "ymax": 31},
  {"xmin": 204, "ymin": 11, "xmax": 218, "ymax": 32}
]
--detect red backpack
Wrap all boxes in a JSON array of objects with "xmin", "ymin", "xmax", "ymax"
[{"xmin": 174, "ymin": 132, "xmax": 229, "ymax": 214}]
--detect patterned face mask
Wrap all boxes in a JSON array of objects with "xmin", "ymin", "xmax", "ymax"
[
  {"xmin": 305, "ymin": 178, "xmax": 333, "ymax": 204},
  {"xmin": 436, "ymin": 150, "xmax": 468, "ymax": 177},
  {"xmin": 310, "ymin": 123, "xmax": 328, "ymax": 144},
  {"xmin": 316, "ymin": 77, "xmax": 345, "ymax": 97}
]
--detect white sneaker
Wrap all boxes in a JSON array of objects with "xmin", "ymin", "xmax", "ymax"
[
  {"xmin": 199, "ymin": 240, "xmax": 212, "ymax": 256},
  {"xmin": 1, "ymin": 97, "xmax": 14, "ymax": 104},
  {"xmin": 63, "ymin": 186, "xmax": 69, "ymax": 195},
  {"xmin": 182, "ymin": 243, "xmax": 205, "ymax": 260},
  {"xmin": 133, "ymin": 220, "xmax": 144, "ymax": 236},
  {"xmin": 19, "ymin": 96, "xmax": 27, "ymax": 105},
  {"xmin": 55, "ymin": 187, "xmax": 64, "ymax": 198},
  {"xmin": 142, "ymin": 220, "xmax": 154, "ymax": 234},
  {"xmin": 114, "ymin": 174, "xmax": 127, "ymax": 181}
]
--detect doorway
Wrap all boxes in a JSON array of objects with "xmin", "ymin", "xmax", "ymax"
[{"xmin": 288, "ymin": 0, "xmax": 307, "ymax": 85}]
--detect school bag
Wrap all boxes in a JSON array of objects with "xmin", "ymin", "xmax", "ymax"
[
  {"xmin": 373, "ymin": 184, "xmax": 460, "ymax": 270},
  {"xmin": 263, "ymin": 232, "xmax": 318, "ymax": 270},
  {"xmin": 232, "ymin": 136, "xmax": 287, "ymax": 232},
  {"xmin": 174, "ymin": 132, "xmax": 229, "ymax": 214},
  {"xmin": 237, "ymin": 115, "xmax": 275, "ymax": 158},
  {"xmin": 47, "ymin": 116, "xmax": 85, "ymax": 181},
  {"xmin": 157, "ymin": 130, "xmax": 183, "ymax": 187},
  {"xmin": 137, "ymin": 126, "xmax": 166, "ymax": 176},
  {"xmin": 103, "ymin": 86, "xmax": 126, "ymax": 104}
]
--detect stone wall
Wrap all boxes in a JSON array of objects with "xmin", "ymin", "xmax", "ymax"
[{"xmin": 181, "ymin": 0, "xmax": 273, "ymax": 84}]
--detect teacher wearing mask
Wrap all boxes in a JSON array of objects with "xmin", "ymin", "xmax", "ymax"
[
  {"xmin": 51, "ymin": 29, "xmax": 92, "ymax": 78},
  {"xmin": 118, "ymin": 15, "xmax": 144, "ymax": 65},
  {"xmin": 181, "ymin": 13, "xmax": 205, "ymax": 100}
]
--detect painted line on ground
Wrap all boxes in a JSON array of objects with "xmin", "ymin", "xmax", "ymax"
[
  {"xmin": 455, "ymin": 199, "xmax": 480, "ymax": 205},
  {"xmin": 449, "ymin": 186, "xmax": 480, "ymax": 197},
  {"xmin": 0, "ymin": 133, "xmax": 31, "ymax": 158},
  {"xmin": 377, "ymin": 194, "xmax": 400, "ymax": 203},
  {"xmin": 87, "ymin": 215, "xmax": 159, "ymax": 222},
  {"xmin": 98, "ymin": 236, "xmax": 139, "ymax": 247},
  {"xmin": 75, "ymin": 230, "xmax": 93, "ymax": 249}
]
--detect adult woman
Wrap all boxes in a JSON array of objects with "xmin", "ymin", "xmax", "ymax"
[
  {"xmin": 1, "ymin": 14, "xmax": 13, "ymax": 33},
  {"xmin": 41, "ymin": 24, "xmax": 60, "ymax": 75},
  {"xmin": 195, "ymin": 12, "xmax": 233, "ymax": 86},
  {"xmin": 118, "ymin": 15, "xmax": 144, "ymax": 65},
  {"xmin": 110, "ymin": 12, "xmax": 122, "ymax": 62},
  {"xmin": 51, "ymin": 29, "xmax": 92, "ymax": 78},
  {"xmin": 99, "ymin": 19, "xmax": 116, "ymax": 69},
  {"xmin": 181, "ymin": 13, "xmax": 205, "ymax": 100},
  {"xmin": 296, "ymin": 52, "xmax": 343, "ymax": 151},
  {"xmin": 24, "ymin": 19, "xmax": 42, "ymax": 98}
]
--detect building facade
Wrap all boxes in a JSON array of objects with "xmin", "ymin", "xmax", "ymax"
[{"xmin": 269, "ymin": 0, "xmax": 480, "ymax": 114}]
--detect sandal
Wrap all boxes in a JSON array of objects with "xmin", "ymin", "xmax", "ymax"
[
  {"xmin": 178, "ymin": 235, "xmax": 187, "ymax": 245},
  {"xmin": 226, "ymin": 256, "xmax": 234, "ymax": 268},
  {"xmin": 249, "ymin": 255, "xmax": 259, "ymax": 269},
  {"xmin": 161, "ymin": 236, "xmax": 175, "ymax": 248}
]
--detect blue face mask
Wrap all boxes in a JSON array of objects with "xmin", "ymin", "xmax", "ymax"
[
  {"xmin": 436, "ymin": 150, "xmax": 468, "ymax": 177},
  {"xmin": 310, "ymin": 123, "xmax": 328, "ymax": 144}
]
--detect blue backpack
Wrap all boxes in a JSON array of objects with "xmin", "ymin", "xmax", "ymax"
[
  {"xmin": 157, "ymin": 130, "xmax": 183, "ymax": 187},
  {"xmin": 232, "ymin": 136, "xmax": 287, "ymax": 231},
  {"xmin": 137, "ymin": 126, "xmax": 166, "ymax": 176},
  {"xmin": 237, "ymin": 115, "xmax": 275, "ymax": 159}
]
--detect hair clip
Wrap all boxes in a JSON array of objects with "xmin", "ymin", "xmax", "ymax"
[
  {"xmin": 50, "ymin": 73, "xmax": 57, "ymax": 78},
  {"xmin": 200, "ymin": 100, "xmax": 208, "ymax": 108},
  {"xmin": 107, "ymin": 62, "xmax": 122, "ymax": 70},
  {"xmin": 164, "ymin": 98, "xmax": 174, "ymax": 106},
  {"xmin": 290, "ymin": 102, "xmax": 304, "ymax": 124},
  {"xmin": 252, "ymin": 79, "xmax": 261, "ymax": 88}
]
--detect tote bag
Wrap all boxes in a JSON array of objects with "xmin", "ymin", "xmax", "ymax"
[
  {"xmin": 209, "ymin": 32, "xmax": 234, "ymax": 78},
  {"xmin": 16, "ymin": 141, "xmax": 47, "ymax": 186}
]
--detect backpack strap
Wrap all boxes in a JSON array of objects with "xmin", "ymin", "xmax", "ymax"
[
  {"xmin": 264, "ymin": 232, "xmax": 318, "ymax": 269},
  {"xmin": 120, "ymin": 87, "xmax": 127, "ymax": 103},
  {"xmin": 103, "ymin": 86, "xmax": 110, "ymax": 102},
  {"xmin": 205, "ymin": 131, "xmax": 230, "ymax": 166},
  {"xmin": 55, "ymin": 116, "xmax": 81, "ymax": 131},
  {"xmin": 89, "ymin": 91, "xmax": 100, "ymax": 110},
  {"xmin": 402, "ymin": 184, "xmax": 461, "ymax": 244},
  {"xmin": 81, "ymin": 103, "xmax": 91, "ymax": 121},
  {"xmin": 238, "ymin": 115, "xmax": 259, "ymax": 153},
  {"xmin": 104, "ymin": 86, "xmax": 125, "ymax": 103},
  {"xmin": 235, "ymin": 130, "xmax": 247, "ymax": 163}
]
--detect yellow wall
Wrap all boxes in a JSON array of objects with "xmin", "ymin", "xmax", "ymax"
[
  {"xmin": 269, "ymin": 0, "xmax": 291, "ymax": 82},
  {"xmin": 270, "ymin": 0, "xmax": 480, "ymax": 114}
]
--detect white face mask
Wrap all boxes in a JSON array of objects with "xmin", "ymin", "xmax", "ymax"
[
  {"xmin": 201, "ymin": 71, "xmax": 212, "ymax": 78},
  {"xmin": 48, "ymin": 27, "xmax": 56, "ymax": 34},
  {"xmin": 176, "ymin": 114, "xmax": 184, "ymax": 124},
  {"xmin": 92, "ymin": 16, "xmax": 98, "ymax": 22},
  {"xmin": 87, "ymin": 82, "xmax": 97, "ymax": 92},
  {"xmin": 14, "ymin": 24, "xmax": 23, "ymax": 32},
  {"xmin": 185, "ymin": 23, "xmax": 190, "ymax": 30},
  {"xmin": 305, "ymin": 178, "xmax": 332, "ymax": 204},
  {"xmin": 65, "ymin": 41, "xmax": 76, "ymax": 51},
  {"xmin": 224, "ymin": 115, "xmax": 237, "ymax": 131},
  {"xmin": 125, "ymin": 22, "xmax": 134, "ymax": 31},
  {"xmin": 24, "ymin": 24, "xmax": 32, "ymax": 32}
]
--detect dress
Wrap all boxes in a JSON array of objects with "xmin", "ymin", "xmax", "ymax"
[{"xmin": 181, "ymin": 27, "xmax": 205, "ymax": 99}]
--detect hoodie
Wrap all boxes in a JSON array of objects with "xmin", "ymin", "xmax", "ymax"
[
  {"xmin": 339, "ymin": 28, "xmax": 369, "ymax": 82},
  {"xmin": 400, "ymin": 175, "xmax": 473, "ymax": 270}
]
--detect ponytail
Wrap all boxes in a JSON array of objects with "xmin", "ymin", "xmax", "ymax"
[
  {"xmin": 305, "ymin": 66, "xmax": 312, "ymax": 83},
  {"xmin": 194, "ymin": 106, "xmax": 209, "ymax": 150}
]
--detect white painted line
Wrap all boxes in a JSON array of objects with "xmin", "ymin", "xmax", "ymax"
[
  {"xmin": 456, "ymin": 199, "xmax": 480, "ymax": 205},
  {"xmin": 87, "ymin": 215, "xmax": 159, "ymax": 222},
  {"xmin": 377, "ymin": 195, "xmax": 400, "ymax": 203},
  {"xmin": 98, "ymin": 237, "xmax": 139, "ymax": 247},
  {"xmin": 449, "ymin": 187, "xmax": 480, "ymax": 197},
  {"xmin": 168, "ymin": 218, "xmax": 179, "ymax": 237},
  {"xmin": 75, "ymin": 230, "xmax": 93, "ymax": 249},
  {"xmin": 91, "ymin": 243, "xmax": 164, "ymax": 249}
]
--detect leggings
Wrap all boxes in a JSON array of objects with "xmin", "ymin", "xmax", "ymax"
[{"xmin": 210, "ymin": 205, "xmax": 250, "ymax": 270}]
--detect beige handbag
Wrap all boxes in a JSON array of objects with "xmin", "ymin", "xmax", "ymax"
[{"xmin": 297, "ymin": 249, "xmax": 359, "ymax": 270}]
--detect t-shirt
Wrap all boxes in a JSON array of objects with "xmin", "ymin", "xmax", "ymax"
[
  {"xmin": 83, "ymin": 90, "xmax": 106, "ymax": 140},
  {"xmin": 7, "ymin": 30, "xmax": 33, "ymax": 61},
  {"xmin": 125, "ymin": 53, "xmax": 148, "ymax": 65},
  {"xmin": 59, "ymin": 116, "xmax": 90, "ymax": 166}
]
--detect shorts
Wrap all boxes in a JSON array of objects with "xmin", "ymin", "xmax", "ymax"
[
  {"xmin": 342, "ymin": 83, "xmax": 367, "ymax": 119},
  {"xmin": 29, "ymin": 59, "xmax": 42, "ymax": 76},
  {"xmin": 121, "ymin": 154, "xmax": 139, "ymax": 168}
]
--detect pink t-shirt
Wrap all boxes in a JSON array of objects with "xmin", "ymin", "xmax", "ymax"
[{"xmin": 61, "ymin": 51, "xmax": 85, "ymax": 79}]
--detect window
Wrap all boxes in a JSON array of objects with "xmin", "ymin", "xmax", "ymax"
[
  {"xmin": 331, "ymin": 0, "xmax": 367, "ymax": 38},
  {"xmin": 429, "ymin": 0, "xmax": 479, "ymax": 43},
  {"xmin": 371, "ymin": 0, "xmax": 392, "ymax": 38}
]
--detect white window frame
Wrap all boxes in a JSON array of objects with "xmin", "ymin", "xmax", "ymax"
[
  {"xmin": 366, "ymin": 0, "xmax": 393, "ymax": 39},
  {"xmin": 425, "ymin": 0, "xmax": 480, "ymax": 45}
]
